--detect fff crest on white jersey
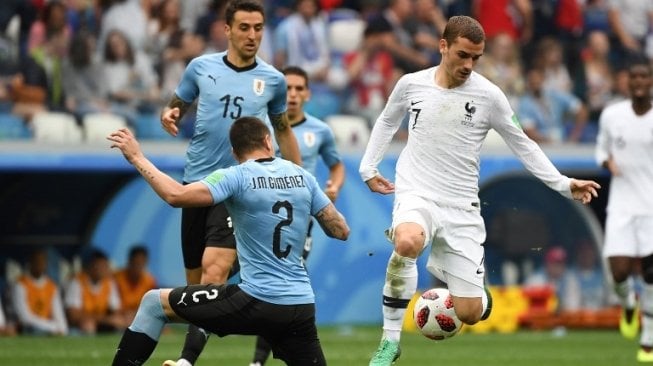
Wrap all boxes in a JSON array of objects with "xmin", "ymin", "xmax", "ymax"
[
  {"xmin": 303, "ymin": 132, "xmax": 316, "ymax": 147},
  {"xmin": 253, "ymin": 79, "xmax": 265, "ymax": 96}
]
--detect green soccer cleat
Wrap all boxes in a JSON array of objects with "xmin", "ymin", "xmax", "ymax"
[
  {"xmin": 620, "ymin": 305, "xmax": 640, "ymax": 340},
  {"xmin": 637, "ymin": 348, "xmax": 653, "ymax": 362},
  {"xmin": 369, "ymin": 339, "xmax": 401, "ymax": 366}
]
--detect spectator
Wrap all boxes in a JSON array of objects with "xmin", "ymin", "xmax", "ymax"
[
  {"xmin": 147, "ymin": 0, "xmax": 204, "ymax": 101},
  {"xmin": 571, "ymin": 241, "xmax": 608, "ymax": 310},
  {"xmin": 366, "ymin": 0, "xmax": 429, "ymax": 74},
  {"xmin": 518, "ymin": 67, "xmax": 589, "ymax": 144},
  {"xmin": 98, "ymin": 0, "xmax": 148, "ymax": 55},
  {"xmin": 343, "ymin": 22, "xmax": 398, "ymax": 128},
  {"xmin": 64, "ymin": 249, "xmax": 127, "ymax": 334},
  {"xmin": 62, "ymin": 30, "xmax": 109, "ymax": 120},
  {"xmin": 475, "ymin": 32, "xmax": 525, "ymax": 108},
  {"xmin": 533, "ymin": 37, "xmax": 573, "ymax": 93},
  {"xmin": 575, "ymin": 30, "xmax": 613, "ymax": 124},
  {"xmin": 472, "ymin": 0, "xmax": 533, "ymax": 44},
  {"xmin": 101, "ymin": 29, "xmax": 160, "ymax": 125},
  {"xmin": 27, "ymin": 1, "xmax": 71, "ymax": 56},
  {"xmin": 11, "ymin": 249, "xmax": 68, "ymax": 336},
  {"xmin": 113, "ymin": 245, "xmax": 157, "ymax": 324},
  {"xmin": 525, "ymin": 246, "xmax": 582, "ymax": 312},
  {"xmin": 0, "ymin": 295, "xmax": 16, "ymax": 336},
  {"xmin": 411, "ymin": 0, "xmax": 447, "ymax": 66},
  {"xmin": 273, "ymin": 0, "xmax": 330, "ymax": 82},
  {"xmin": 606, "ymin": 0, "xmax": 653, "ymax": 68}
]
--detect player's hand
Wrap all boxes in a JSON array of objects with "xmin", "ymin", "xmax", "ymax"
[
  {"xmin": 161, "ymin": 107, "xmax": 180, "ymax": 136},
  {"xmin": 365, "ymin": 175, "xmax": 395, "ymax": 195},
  {"xmin": 107, "ymin": 128, "xmax": 144, "ymax": 164},
  {"xmin": 569, "ymin": 178, "xmax": 601, "ymax": 204},
  {"xmin": 324, "ymin": 179, "xmax": 340, "ymax": 202}
]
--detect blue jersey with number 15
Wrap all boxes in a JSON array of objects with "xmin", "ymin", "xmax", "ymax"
[
  {"xmin": 200, "ymin": 157, "xmax": 331, "ymax": 305},
  {"xmin": 176, "ymin": 52, "xmax": 287, "ymax": 182}
]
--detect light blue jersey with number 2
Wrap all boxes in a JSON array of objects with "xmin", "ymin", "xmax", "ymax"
[
  {"xmin": 200, "ymin": 157, "xmax": 331, "ymax": 305},
  {"xmin": 176, "ymin": 52, "xmax": 287, "ymax": 182}
]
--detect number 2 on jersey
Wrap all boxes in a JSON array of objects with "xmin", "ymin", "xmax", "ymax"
[{"xmin": 272, "ymin": 200, "xmax": 293, "ymax": 259}]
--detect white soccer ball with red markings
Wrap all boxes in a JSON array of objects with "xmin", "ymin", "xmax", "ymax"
[{"xmin": 413, "ymin": 288, "xmax": 463, "ymax": 340}]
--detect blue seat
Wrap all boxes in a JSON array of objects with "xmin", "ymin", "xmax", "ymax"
[{"xmin": 0, "ymin": 113, "xmax": 31, "ymax": 139}]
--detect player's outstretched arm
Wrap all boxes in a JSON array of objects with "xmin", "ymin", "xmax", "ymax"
[
  {"xmin": 365, "ymin": 175, "xmax": 395, "ymax": 195},
  {"xmin": 314, "ymin": 203, "xmax": 350, "ymax": 240},
  {"xmin": 160, "ymin": 94, "xmax": 191, "ymax": 137},
  {"xmin": 569, "ymin": 178, "xmax": 601, "ymax": 204},
  {"xmin": 270, "ymin": 112, "xmax": 302, "ymax": 165},
  {"xmin": 107, "ymin": 128, "xmax": 213, "ymax": 207}
]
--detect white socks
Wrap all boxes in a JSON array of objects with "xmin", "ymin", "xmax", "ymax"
[{"xmin": 382, "ymin": 251, "xmax": 418, "ymax": 342}]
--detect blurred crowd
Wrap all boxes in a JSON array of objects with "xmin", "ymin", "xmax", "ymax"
[
  {"xmin": 0, "ymin": 245, "xmax": 156, "ymax": 336},
  {"xmin": 0, "ymin": 0, "xmax": 651, "ymax": 144}
]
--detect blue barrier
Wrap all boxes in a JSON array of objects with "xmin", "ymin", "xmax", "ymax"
[{"xmin": 0, "ymin": 144, "xmax": 604, "ymax": 325}]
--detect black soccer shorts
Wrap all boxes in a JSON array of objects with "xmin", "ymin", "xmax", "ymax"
[
  {"xmin": 181, "ymin": 201, "xmax": 236, "ymax": 269},
  {"xmin": 169, "ymin": 284, "xmax": 326, "ymax": 366}
]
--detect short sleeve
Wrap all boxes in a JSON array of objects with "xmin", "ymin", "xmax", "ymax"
[
  {"xmin": 174, "ymin": 57, "xmax": 201, "ymax": 103},
  {"xmin": 201, "ymin": 167, "xmax": 241, "ymax": 203}
]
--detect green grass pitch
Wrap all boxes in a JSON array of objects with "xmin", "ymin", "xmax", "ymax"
[{"xmin": 0, "ymin": 326, "xmax": 636, "ymax": 365}]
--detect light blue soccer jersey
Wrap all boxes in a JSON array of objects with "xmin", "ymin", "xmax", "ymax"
[
  {"xmin": 275, "ymin": 113, "xmax": 341, "ymax": 176},
  {"xmin": 176, "ymin": 52, "xmax": 287, "ymax": 182},
  {"xmin": 200, "ymin": 157, "xmax": 331, "ymax": 305}
]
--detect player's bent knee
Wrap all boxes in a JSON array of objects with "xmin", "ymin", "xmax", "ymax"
[
  {"xmin": 393, "ymin": 232, "xmax": 424, "ymax": 257},
  {"xmin": 452, "ymin": 298, "xmax": 483, "ymax": 325}
]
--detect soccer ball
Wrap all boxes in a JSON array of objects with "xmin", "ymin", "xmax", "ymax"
[{"xmin": 413, "ymin": 288, "xmax": 463, "ymax": 340}]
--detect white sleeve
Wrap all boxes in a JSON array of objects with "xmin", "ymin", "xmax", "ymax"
[
  {"xmin": 0, "ymin": 297, "xmax": 6, "ymax": 328},
  {"xmin": 490, "ymin": 89, "xmax": 572, "ymax": 198},
  {"xmin": 108, "ymin": 280, "xmax": 122, "ymax": 312},
  {"xmin": 359, "ymin": 76, "xmax": 409, "ymax": 181},
  {"xmin": 12, "ymin": 282, "xmax": 59, "ymax": 333},
  {"xmin": 51, "ymin": 289, "xmax": 69, "ymax": 334},
  {"xmin": 64, "ymin": 279, "xmax": 82, "ymax": 309},
  {"xmin": 595, "ymin": 108, "xmax": 611, "ymax": 166}
]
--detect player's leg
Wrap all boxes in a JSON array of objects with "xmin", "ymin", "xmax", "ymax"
[
  {"xmin": 249, "ymin": 220, "xmax": 313, "ymax": 366},
  {"xmin": 426, "ymin": 205, "xmax": 490, "ymax": 325},
  {"xmin": 604, "ymin": 213, "xmax": 640, "ymax": 340},
  {"xmin": 112, "ymin": 289, "xmax": 180, "ymax": 365},
  {"xmin": 167, "ymin": 204, "xmax": 235, "ymax": 366},
  {"xmin": 370, "ymin": 196, "xmax": 431, "ymax": 366},
  {"xmin": 635, "ymin": 217, "xmax": 653, "ymax": 362},
  {"xmin": 265, "ymin": 304, "xmax": 326, "ymax": 366}
]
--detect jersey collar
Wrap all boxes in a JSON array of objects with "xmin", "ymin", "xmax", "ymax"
[
  {"xmin": 255, "ymin": 157, "xmax": 275, "ymax": 163},
  {"xmin": 223, "ymin": 55, "xmax": 258, "ymax": 72}
]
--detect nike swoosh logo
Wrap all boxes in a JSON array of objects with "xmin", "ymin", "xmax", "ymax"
[
  {"xmin": 411, "ymin": 100, "xmax": 423, "ymax": 106},
  {"xmin": 476, "ymin": 268, "xmax": 484, "ymax": 275}
]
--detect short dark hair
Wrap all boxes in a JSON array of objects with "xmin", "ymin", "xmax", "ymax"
[
  {"xmin": 229, "ymin": 116, "xmax": 270, "ymax": 157},
  {"xmin": 128, "ymin": 245, "xmax": 148, "ymax": 260},
  {"xmin": 627, "ymin": 56, "xmax": 652, "ymax": 75},
  {"xmin": 442, "ymin": 15, "xmax": 485, "ymax": 46},
  {"xmin": 282, "ymin": 65, "xmax": 309, "ymax": 87},
  {"xmin": 225, "ymin": 0, "xmax": 265, "ymax": 26}
]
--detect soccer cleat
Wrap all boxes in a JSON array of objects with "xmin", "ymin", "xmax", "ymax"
[
  {"xmin": 620, "ymin": 305, "xmax": 640, "ymax": 340},
  {"xmin": 480, "ymin": 286, "xmax": 493, "ymax": 321},
  {"xmin": 637, "ymin": 348, "xmax": 653, "ymax": 362},
  {"xmin": 163, "ymin": 360, "xmax": 192, "ymax": 366},
  {"xmin": 369, "ymin": 339, "xmax": 401, "ymax": 366}
]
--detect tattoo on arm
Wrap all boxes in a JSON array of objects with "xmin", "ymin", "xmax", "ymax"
[
  {"xmin": 167, "ymin": 94, "xmax": 191, "ymax": 122},
  {"xmin": 315, "ymin": 203, "xmax": 348, "ymax": 240},
  {"xmin": 269, "ymin": 113, "xmax": 289, "ymax": 132}
]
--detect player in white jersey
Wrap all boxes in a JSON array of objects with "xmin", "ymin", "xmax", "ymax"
[
  {"xmin": 359, "ymin": 16, "xmax": 601, "ymax": 365},
  {"xmin": 595, "ymin": 59, "xmax": 653, "ymax": 363}
]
